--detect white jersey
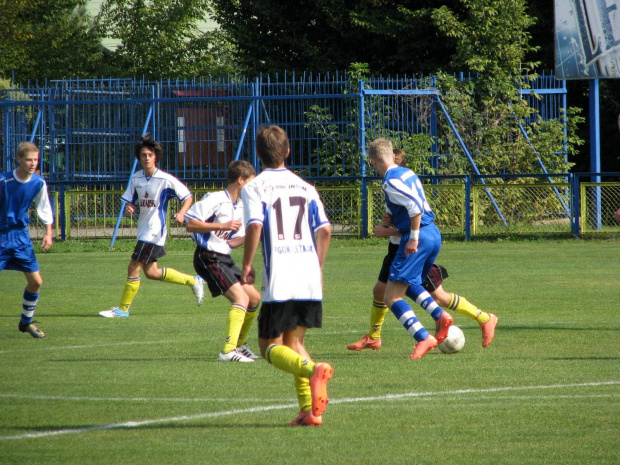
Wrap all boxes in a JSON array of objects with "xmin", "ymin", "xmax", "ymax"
[
  {"xmin": 121, "ymin": 168, "xmax": 191, "ymax": 246},
  {"xmin": 241, "ymin": 168, "xmax": 330, "ymax": 303},
  {"xmin": 185, "ymin": 190, "xmax": 244, "ymax": 255}
]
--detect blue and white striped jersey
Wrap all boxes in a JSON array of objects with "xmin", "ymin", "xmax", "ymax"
[
  {"xmin": 0, "ymin": 170, "xmax": 53, "ymax": 232},
  {"xmin": 241, "ymin": 168, "xmax": 330, "ymax": 303},
  {"xmin": 121, "ymin": 169, "xmax": 191, "ymax": 246},
  {"xmin": 382, "ymin": 165, "xmax": 434, "ymax": 233},
  {"xmin": 186, "ymin": 190, "xmax": 244, "ymax": 255}
]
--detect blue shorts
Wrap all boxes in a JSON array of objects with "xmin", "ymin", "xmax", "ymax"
[
  {"xmin": 0, "ymin": 228, "xmax": 39, "ymax": 273},
  {"xmin": 388, "ymin": 223, "xmax": 441, "ymax": 286}
]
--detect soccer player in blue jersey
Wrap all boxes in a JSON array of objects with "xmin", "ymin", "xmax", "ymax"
[
  {"xmin": 366, "ymin": 138, "xmax": 452, "ymax": 359},
  {"xmin": 99, "ymin": 136, "xmax": 204, "ymax": 317},
  {"xmin": 241, "ymin": 125, "xmax": 334, "ymax": 426},
  {"xmin": 1, "ymin": 142, "xmax": 54, "ymax": 338},
  {"xmin": 348, "ymin": 148, "xmax": 497, "ymax": 351},
  {"xmin": 186, "ymin": 160, "xmax": 261, "ymax": 362}
]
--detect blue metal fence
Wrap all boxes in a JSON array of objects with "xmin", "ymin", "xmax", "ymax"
[{"xmin": 1, "ymin": 72, "xmax": 566, "ymax": 183}]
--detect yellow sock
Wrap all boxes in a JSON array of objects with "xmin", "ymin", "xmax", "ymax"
[
  {"xmin": 160, "ymin": 267, "xmax": 195, "ymax": 286},
  {"xmin": 265, "ymin": 344, "xmax": 315, "ymax": 379},
  {"xmin": 223, "ymin": 304, "xmax": 246, "ymax": 353},
  {"xmin": 237, "ymin": 306, "xmax": 258, "ymax": 346},
  {"xmin": 294, "ymin": 376, "xmax": 312, "ymax": 413},
  {"xmin": 448, "ymin": 293, "xmax": 490, "ymax": 324},
  {"xmin": 120, "ymin": 277, "xmax": 140, "ymax": 312},
  {"xmin": 369, "ymin": 300, "xmax": 389, "ymax": 339}
]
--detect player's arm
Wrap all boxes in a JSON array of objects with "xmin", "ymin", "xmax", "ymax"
[
  {"xmin": 241, "ymin": 222, "xmax": 262, "ymax": 284},
  {"xmin": 315, "ymin": 224, "xmax": 331, "ymax": 270},
  {"xmin": 186, "ymin": 218, "xmax": 241, "ymax": 233},
  {"xmin": 173, "ymin": 196, "xmax": 193, "ymax": 223},
  {"xmin": 227, "ymin": 235, "xmax": 245, "ymax": 249},
  {"xmin": 405, "ymin": 213, "xmax": 422, "ymax": 255}
]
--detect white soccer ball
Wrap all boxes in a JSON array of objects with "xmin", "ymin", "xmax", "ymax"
[{"xmin": 438, "ymin": 325, "xmax": 465, "ymax": 354}]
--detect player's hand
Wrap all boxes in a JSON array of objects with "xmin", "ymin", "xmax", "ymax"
[
  {"xmin": 615, "ymin": 208, "xmax": 620, "ymax": 222},
  {"xmin": 241, "ymin": 264, "xmax": 255, "ymax": 284},
  {"xmin": 381, "ymin": 212, "xmax": 393, "ymax": 227},
  {"xmin": 173, "ymin": 212, "xmax": 186, "ymax": 223},
  {"xmin": 223, "ymin": 220, "xmax": 242, "ymax": 231},
  {"xmin": 405, "ymin": 238, "xmax": 418, "ymax": 255},
  {"xmin": 41, "ymin": 234, "xmax": 53, "ymax": 252},
  {"xmin": 124, "ymin": 204, "xmax": 135, "ymax": 216}
]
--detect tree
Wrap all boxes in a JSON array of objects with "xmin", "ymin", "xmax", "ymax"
[
  {"xmin": 211, "ymin": 0, "xmax": 461, "ymax": 76},
  {"xmin": 95, "ymin": 0, "xmax": 236, "ymax": 79},
  {"xmin": 0, "ymin": 0, "xmax": 103, "ymax": 83}
]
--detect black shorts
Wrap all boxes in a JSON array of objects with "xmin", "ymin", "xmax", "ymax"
[
  {"xmin": 131, "ymin": 241, "xmax": 166, "ymax": 265},
  {"xmin": 378, "ymin": 242, "xmax": 449, "ymax": 292},
  {"xmin": 378, "ymin": 242, "xmax": 399, "ymax": 283},
  {"xmin": 193, "ymin": 247, "xmax": 240, "ymax": 297},
  {"xmin": 421, "ymin": 263, "xmax": 449, "ymax": 292},
  {"xmin": 258, "ymin": 300, "xmax": 323, "ymax": 339}
]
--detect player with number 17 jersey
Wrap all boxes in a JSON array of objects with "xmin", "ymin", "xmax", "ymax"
[{"xmin": 242, "ymin": 168, "xmax": 330, "ymax": 303}]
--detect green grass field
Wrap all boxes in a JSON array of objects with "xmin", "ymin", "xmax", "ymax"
[{"xmin": 1, "ymin": 239, "xmax": 619, "ymax": 464}]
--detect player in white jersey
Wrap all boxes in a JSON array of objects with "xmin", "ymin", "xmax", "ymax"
[
  {"xmin": 241, "ymin": 125, "xmax": 334, "ymax": 427},
  {"xmin": 186, "ymin": 160, "xmax": 261, "ymax": 362},
  {"xmin": 0, "ymin": 142, "xmax": 53, "ymax": 338},
  {"xmin": 99, "ymin": 136, "xmax": 204, "ymax": 318}
]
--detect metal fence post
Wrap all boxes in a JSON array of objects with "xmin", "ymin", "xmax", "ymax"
[{"xmin": 359, "ymin": 80, "xmax": 368, "ymax": 238}]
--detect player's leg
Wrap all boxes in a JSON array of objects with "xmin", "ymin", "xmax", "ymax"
[
  {"xmin": 236, "ymin": 283, "xmax": 261, "ymax": 358},
  {"xmin": 5, "ymin": 234, "xmax": 46, "ymax": 337},
  {"xmin": 347, "ymin": 244, "xmax": 396, "ymax": 351},
  {"xmin": 141, "ymin": 243, "xmax": 204, "ymax": 305},
  {"xmin": 385, "ymin": 280, "xmax": 437, "ymax": 359},
  {"xmin": 259, "ymin": 302, "xmax": 333, "ymax": 423},
  {"xmin": 430, "ymin": 285, "xmax": 498, "ymax": 347},
  {"xmin": 406, "ymin": 263, "xmax": 453, "ymax": 342},
  {"xmin": 19, "ymin": 271, "xmax": 46, "ymax": 338},
  {"xmin": 219, "ymin": 283, "xmax": 253, "ymax": 361},
  {"xmin": 347, "ymin": 279, "xmax": 386, "ymax": 351}
]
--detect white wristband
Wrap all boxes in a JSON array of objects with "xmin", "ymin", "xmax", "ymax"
[{"xmin": 410, "ymin": 230, "xmax": 420, "ymax": 240}]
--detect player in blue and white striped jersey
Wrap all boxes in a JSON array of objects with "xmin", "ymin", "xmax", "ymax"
[
  {"xmin": 0, "ymin": 142, "xmax": 54, "ymax": 338},
  {"xmin": 186, "ymin": 160, "xmax": 261, "ymax": 362},
  {"xmin": 99, "ymin": 136, "xmax": 204, "ymax": 318},
  {"xmin": 368, "ymin": 138, "xmax": 452, "ymax": 360}
]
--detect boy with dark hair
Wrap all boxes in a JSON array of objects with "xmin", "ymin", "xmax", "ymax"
[
  {"xmin": 186, "ymin": 160, "xmax": 261, "ymax": 362},
  {"xmin": 99, "ymin": 135, "xmax": 204, "ymax": 317}
]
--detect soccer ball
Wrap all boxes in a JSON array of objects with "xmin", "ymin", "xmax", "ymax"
[{"xmin": 438, "ymin": 325, "xmax": 465, "ymax": 354}]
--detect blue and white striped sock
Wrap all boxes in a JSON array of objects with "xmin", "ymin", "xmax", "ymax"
[
  {"xmin": 406, "ymin": 284, "xmax": 443, "ymax": 320},
  {"xmin": 390, "ymin": 299, "xmax": 430, "ymax": 342},
  {"xmin": 20, "ymin": 289, "xmax": 39, "ymax": 327}
]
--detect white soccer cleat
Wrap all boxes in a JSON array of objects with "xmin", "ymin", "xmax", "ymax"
[
  {"xmin": 218, "ymin": 350, "xmax": 254, "ymax": 362},
  {"xmin": 237, "ymin": 343, "xmax": 261, "ymax": 359},
  {"xmin": 192, "ymin": 276, "xmax": 205, "ymax": 306},
  {"xmin": 99, "ymin": 307, "xmax": 129, "ymax": 318}
]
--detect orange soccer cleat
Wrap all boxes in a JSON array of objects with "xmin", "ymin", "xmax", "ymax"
[
  {"xmin": 480, "ymin": 313, "xmax": 498, "ymax": 348},
  {"xmin": 434, "ymin": 311, "xmax": 454, "ymax": 343},
  {"xmin": 410, "ymin": 335, "xmax": 438, "ymax": 359},
  {"xmin": 309, "ymin": 362, "xmax": 334, "ymax": 416},
  {"xmin": 347, "ymin": 334, "xmax": 382, "ymax": 351},
  {"xmin": 289, "ymin": 410, "xmax": 323, "ymax": 426}
]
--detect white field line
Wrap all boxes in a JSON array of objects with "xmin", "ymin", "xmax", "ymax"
[{"xmin": 0, "ymin": 380, "xmax": 617, "ymax": 441}]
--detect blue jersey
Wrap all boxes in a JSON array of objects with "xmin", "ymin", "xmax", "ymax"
[
  {"xmin": 0, "ymin": 170, "xmax": 54, "ymax": 232},
  {"xmin": 382, "ymin": 165, "xmax": 434, "ymax": 233}
]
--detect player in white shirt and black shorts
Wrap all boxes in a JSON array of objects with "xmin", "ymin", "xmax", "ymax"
[
  {"xmin": 99, "ymin": 135, "xmax": 204, "ymax": 318},
  {"xmin": 241, "ymin": 125, "xmax": 334, "ymax": 427},
  {"xmin": 186, "ymin": 160, "xmax": 261, "ymax": 362}
]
